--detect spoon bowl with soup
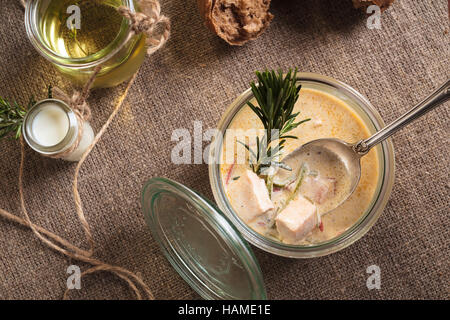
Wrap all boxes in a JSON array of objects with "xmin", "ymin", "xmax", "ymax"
[{"xmin": 280, "ymin": 79, "xmax": 450, "ymax": 216}]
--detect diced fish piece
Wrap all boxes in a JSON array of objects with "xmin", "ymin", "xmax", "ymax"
[
  {"xmin": 312, "ymin": 119, "xmax": 323, "ymax": 128},
  {"xmin": 228, "ymin": 170, "xmax": 274, "ymax": 223},
  {"xmin": 276, "ymin": 195, "xmax": 318, "ymax": 244},
  {"xmin": 300, "ymin": 176, "xmax": 336, "ymax": 204}
]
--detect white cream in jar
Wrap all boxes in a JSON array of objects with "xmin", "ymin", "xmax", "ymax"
[{"xmin": 22, "ymin": 99, "xmax": 94, "ymax": 162}]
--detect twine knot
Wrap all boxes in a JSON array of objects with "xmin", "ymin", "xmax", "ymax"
[
  {"xmin": 53, "ymin": 88, "xmax": 92, "ymax": 121},
  {"xmin": 118, "ymin": 0, "xmax": 171, "ymax": 55},
  {"xmin": 46, "ymin": 65, "xmax": 101, "ymax": 160},
  {"xmin": 69, "ymin": 91, "xmax": 91, "ymax": 120},
  {"xmin": 52, "ymin": 64, "xmax": 102, "ymax": 123},
  {"xmin": 119, "ymin": 10, "xmax": 152, "ymax": 33}
]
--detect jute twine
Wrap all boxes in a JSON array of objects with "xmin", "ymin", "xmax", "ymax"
[
  {"xmin": 0, "ymin": 0, "xmax": 170, "ymax": 300},
  {"xmin": 49, "ymin": 65, "xmax": 100, "ymax": 160},
  {"xmin": 119, "ymin": 0, "xmax": 171, "ymax": 55}
]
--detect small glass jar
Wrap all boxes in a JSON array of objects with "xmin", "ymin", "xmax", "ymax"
[
  {"xmin": 25, "ymin": 0, "xmax": 146, "ymax": 88},
  {"xmin": 22, "ymin": 99, "xmax": 94, "ymax": 162},
  {"xmin": 209, "ymin": 73, "xmax": 396, "ymax": 258}
]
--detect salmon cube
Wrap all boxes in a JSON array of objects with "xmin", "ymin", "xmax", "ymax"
[
  {"xmin": 228, "ymin": 170, "xmax": 274, "ymax": 223},
  {"xmin": 300, "ymin": 176, "xmax": 336, "ymax": 204},
  {"xmin": 276, "ymin": 195, "xmax": 318, "ymax": 243}
]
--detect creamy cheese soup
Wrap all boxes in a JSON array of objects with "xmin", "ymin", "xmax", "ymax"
[{"xmin": 220, "ymin": 88, "xmax": 380, "ymax": 245}]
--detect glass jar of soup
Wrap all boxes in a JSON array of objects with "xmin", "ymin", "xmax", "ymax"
[
  {"xmin": 25, "ymin": 0, "xmax": 146, "ymax": 88},
  {"xmin": 209, "ymin": 73, "xmax": 396, "ymax": 258}
]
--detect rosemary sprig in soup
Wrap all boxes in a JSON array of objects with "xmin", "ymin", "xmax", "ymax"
[{"xmin": 242, "ymin": 68, "xmax": 310, "ymax": 176}]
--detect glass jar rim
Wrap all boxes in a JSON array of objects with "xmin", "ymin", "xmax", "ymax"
[
  {"xmin": 24, "ymin": 0, "xmax": 136, "ymax": 69},
  {"xmin": 208, "ymin": 72, "xmax": 396, "ymax": 258},
  {"xmin": 22, "ymin": 99, "xmax": 79, "ymax": 155}
]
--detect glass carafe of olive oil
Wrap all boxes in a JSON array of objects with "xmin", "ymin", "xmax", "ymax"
[{"xmin": 25, "ymin": 0, "xmax": 147, "ymax": 88}]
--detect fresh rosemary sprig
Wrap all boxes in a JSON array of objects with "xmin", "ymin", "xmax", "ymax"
[
  {"xmin": 242, "ymin": 68, "xmax": 311, "ymax": 175},
  {"xmin": 0, "ymin": 98, "xmax": 30, "ymax": 140},
  {"xmin": 0, "ymin": 86, "xmax": 52, "ymax": 140}
]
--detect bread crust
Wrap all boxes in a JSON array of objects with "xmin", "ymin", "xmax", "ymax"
[
  {"xmin": 197, "ymin": 0, "xmax": 273, "ymax": 46},
  {"xmin": 197, "ymin": 0, "xmax": 215, "ymax": 33}
]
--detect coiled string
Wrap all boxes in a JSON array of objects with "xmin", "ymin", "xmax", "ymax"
[{"xmin": 0, "ymin": 0, "xmax": 170, "ymax": 299}]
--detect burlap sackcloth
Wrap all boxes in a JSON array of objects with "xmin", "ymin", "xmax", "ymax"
[{"xmin": 0, "ymin": 0, "xmax": 448, "ymax": 299}]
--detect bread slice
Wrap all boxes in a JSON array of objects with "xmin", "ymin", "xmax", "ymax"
[{"xmin": 197, "ymin": 0, "xmax": 274, "ymax": 46}]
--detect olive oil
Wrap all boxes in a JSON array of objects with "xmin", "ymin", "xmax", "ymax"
[
  {"xmin": 41, "ymin": 0, "xmax": 123, "ymax": 58},
  {"xmin": 38, "ymin": 0, "xmax": 146, "ymax": 88}
]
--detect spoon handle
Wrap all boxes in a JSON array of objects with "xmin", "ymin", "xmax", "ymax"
[{"xmin": 355, "ymin": 79, "xmax": 450, "ymax": 154}]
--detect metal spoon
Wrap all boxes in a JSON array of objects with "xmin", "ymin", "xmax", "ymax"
[{"xmin": 282, "ymin": 79, "xmax": 450, "ymax": 214}]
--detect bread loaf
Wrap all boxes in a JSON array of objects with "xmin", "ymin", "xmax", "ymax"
[{"xmin": 197, "ymin": 0, "xmax": 273, "ymax": 46}]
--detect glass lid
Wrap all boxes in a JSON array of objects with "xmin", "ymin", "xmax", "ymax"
[{"xmin": 141, "ymin": 177, "xmax": 267, "ymax": 300}]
